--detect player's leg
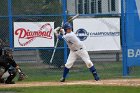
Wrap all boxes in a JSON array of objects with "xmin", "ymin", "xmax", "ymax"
[
  {"xmin": 77, "ymin": 50, "xmax": 99, "ymax": 81},
  {"xmin": 60, "ymin": 51, "xmax": 77, "ymax": 82},
  {"xmin": 89, "ymin": 65, "xmax": 99, "ymax": 81},
  {"xmin": 5, "ymin": 67, "xmax": 17, "ymax": 84},
  {"xmin": 0, "ymin": 66, "xmax": 5, "ymax": 83}
]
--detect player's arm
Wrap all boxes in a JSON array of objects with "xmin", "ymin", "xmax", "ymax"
[
  {"xmin": 7, "ymin": 57, "xmax": 21, "ymax": 72},
  {"xmin": 54, "ymin": 27, "xmax": 65, "ymax": 40},
  {"xmin": 7, "ymin": 57, "xmax": 27, "ymax": 81},
  {"xmin": 7, "ymin": 57, "xmax": 18, "ymax": 68}
]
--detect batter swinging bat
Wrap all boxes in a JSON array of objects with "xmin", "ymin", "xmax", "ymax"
[{"xmin": 50, "ymin": 14, "xmax": 79, "ymax": 64}]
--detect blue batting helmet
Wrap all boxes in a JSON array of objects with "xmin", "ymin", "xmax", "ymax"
[{"xmin": 63, "ymin": 22, "xmax": 72, "ymax": 32}]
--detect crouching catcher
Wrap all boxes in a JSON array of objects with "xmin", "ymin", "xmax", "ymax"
[{"xmin": 0, "ymin": 48, "xmax": 27, "ymax": 84}]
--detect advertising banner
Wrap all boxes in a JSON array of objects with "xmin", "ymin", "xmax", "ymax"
[
  {"xmin": 73, "ymin": 18, "xmax": 120, "ymax": 51},
  {"xmin": 14, "ymin": 22, "xmax": 54, "ymax": 47},
  {"xmin": 126, "ymin": 0, "xmax": 140, "ymax": 66}
]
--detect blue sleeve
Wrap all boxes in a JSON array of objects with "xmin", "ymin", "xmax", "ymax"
[{"xmin": 58, "ymin": 35, "xmax": 63, "ymax": 40}]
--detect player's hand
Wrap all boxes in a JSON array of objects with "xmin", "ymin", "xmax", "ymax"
[
  {"xmin": 59, "ymin": 29, "xmax": 65, "ymax": 34},
  {"xmin": 18, "ymin": 72, "xmax": 27, "ymax": 81},
  {"xmin": 54, "ymin": 27, "xmax": 61, "ymax": 36}
]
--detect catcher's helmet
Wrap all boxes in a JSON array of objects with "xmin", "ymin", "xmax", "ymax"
[
  {"xmin": 3, "ymin": 48, "xmax": 13, "ymax": 58},
  {"xmin": 63, "ymin": 22, "xmax": 72, "ymax": 32}
]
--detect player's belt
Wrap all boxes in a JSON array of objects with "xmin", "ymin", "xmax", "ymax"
[{"xmin": 74, "ymin": 48, "xmax": 83, "ymax": 52}]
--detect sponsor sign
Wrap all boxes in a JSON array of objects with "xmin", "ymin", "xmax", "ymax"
[
  {"xmin": 73, "ymin": 18, "xmax": 120, "ymax": 51},
  {"xmin": 125, "ymin": 0, "xmax": 140, "ymax": 67},
  {"xmin": 14, "ymin": 22, "xmax": 54, "ymax": 47}
]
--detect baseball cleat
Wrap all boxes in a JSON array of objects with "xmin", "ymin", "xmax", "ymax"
[
  {"xmin": 0, "ymin": 79, "xmax": 5, "ymax": 83},
  {"xmin": 93, "ymin": 72, "xmax": 100, "ymax": 81},
  {"xmin": 5, "ymin": 81, "xmax": 15, "ymax": 84},
  {"xmin": 60, "ymin": 77, "xmax": 65, "ymax": 82},
  {"xmin": 94, "ymin": 76, "xmax": 99, "ymax": 81}
]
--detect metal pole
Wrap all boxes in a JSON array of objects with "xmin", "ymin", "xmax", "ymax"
[
  {"xmin": 62, "ymin": 0, "xmax": 67, "ymax": 64},
  {"xmin": 8, "ymin": 0, "xmax": 13, "ymax": 48},
  {"xmin": 121, "ymin": 0, "xmax": 128, "ymax": 76}
]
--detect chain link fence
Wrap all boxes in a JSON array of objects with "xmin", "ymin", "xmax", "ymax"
[
  {"xmin": 0, "ymin": 0, "xmax": 9, "ymax": 47},
  {"xmin": 1, "ymin": 0, "xmax": 138, "ymax": 82}
]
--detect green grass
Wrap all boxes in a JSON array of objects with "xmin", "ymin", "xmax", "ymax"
[
  {"xmin": 15, "ymin": 62, "xmax": 120, "ymax": 82},
  {"xmin": 14, "ymin": 61, "xmax": 140, "ymax": 82},
  {"xmin": 0, "ymin": 85, "xmax": 140, "ymax": 93},
  {"xmin": 1, "ymin": 62, "xmax": 140, "ymax": 93}
]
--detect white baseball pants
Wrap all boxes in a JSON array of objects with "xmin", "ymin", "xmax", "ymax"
[{"xmin": 65, "ymin": 49, "xmax": 94, "ymax": 68}]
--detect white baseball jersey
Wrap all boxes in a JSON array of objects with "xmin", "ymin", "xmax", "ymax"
[
  {"xmin": 61, "ymin": 31, "xmax": 93, "ymax": 69},
  {"xmin": 62, "ymin": 32, "xmax": 85, "ymax": 51}
]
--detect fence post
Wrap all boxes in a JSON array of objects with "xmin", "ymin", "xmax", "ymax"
[
  {"xmin": 121, "ymin": 0, "xmax": 128, "ymax": 76},
  {"xmin": 116, "ymin": 52, "xmax": 119, "ymax": 62},
  {"xmin": 62, "ymin": 0, "xmax": 67, "ymax": 64},
  {"xmin": 8, "ymin": 0, "xmax": 13, "ymax": 48}
]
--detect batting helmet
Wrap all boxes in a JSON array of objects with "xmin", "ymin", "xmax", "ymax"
[{"xmin": 63, "ymin": 22, "xmax": 72, "ymax": 32}]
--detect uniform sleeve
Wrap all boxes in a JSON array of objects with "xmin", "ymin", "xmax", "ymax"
[
  {"xmin": 58, "ymin": 34, "xmax": 63, "ymax": 40},
  {"xmin": 7, "ymin": 57, "xmax": 17, "ymax": 67}
]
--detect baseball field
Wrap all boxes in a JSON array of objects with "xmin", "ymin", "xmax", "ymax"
[
  {"xmin": 1, "ymin": 79, "xmax": 140, "ymax": 93},
  {"xmin": 0, "ymin": 62, "xmax": 140, "ymax": 93},
  {"xmin": 1, "ymin": 0, "xmax": 140, "ymax": 93}
]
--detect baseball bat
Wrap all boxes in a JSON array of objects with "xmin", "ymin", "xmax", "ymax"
[
  {"xmin": 49, "ymin": 21, "xmax": 63, "ymax": 64},
  {"xmin": 49, "ymin": 37, "xmax": 59, "ymax": 64},
  {"xmin": 67, "ymin": 14, "xmax": 79, "ymax": 22},
  {"xmin": 49, "ymin": 14, "xmax": 79, "ymax": 64}
]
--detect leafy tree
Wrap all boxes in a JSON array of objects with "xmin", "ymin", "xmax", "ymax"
[{"xmin": 12, "ymin": 0, "xmax": 62, "ymax": 15}]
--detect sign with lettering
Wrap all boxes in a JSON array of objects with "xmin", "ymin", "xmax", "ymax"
[
  {"xmin": 125, "ymin": 0, "xmax": 140, "ymax": 67},
  {"xmin": 73, "ymin": 18, "xmax": 120, "ymax": 51},
  {"xmin": 14, "ymin": 22, "xmax": 54, "ymax": 47}
]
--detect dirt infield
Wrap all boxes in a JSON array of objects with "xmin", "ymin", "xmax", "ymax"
[{"xmin": 1, "ymin": 79, "xmax": 140, "ymax": 88}]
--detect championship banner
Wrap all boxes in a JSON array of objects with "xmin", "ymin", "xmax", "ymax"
[
  {"xmin": 73, "ymin": 18, "xmax": 120, "ymax": 51},
  {"xmin": 14, "ymin": 22, "xmax": 54, "ymax": 47}
]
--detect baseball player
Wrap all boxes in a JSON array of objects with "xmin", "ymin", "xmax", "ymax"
[
  {"xmin": 54, "ymin": 22, "xmax": 99, "ymax": 82},
  {"xmin": 0, "ymin": 48, "xmax": 26, "ymax": 84}
]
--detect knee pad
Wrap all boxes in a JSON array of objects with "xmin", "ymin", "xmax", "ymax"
[
  {"xmin": 6, "ymin": 67, "xmax": 17, "ymax": 82},
  {"xmin": 8, "ymin": 67, "xmax": 17, "ymax": 77}
]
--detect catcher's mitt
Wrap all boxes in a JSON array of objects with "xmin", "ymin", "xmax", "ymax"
[{"xmin": 18, "ymin": 72, "xmax": 27, "ymax": 81}]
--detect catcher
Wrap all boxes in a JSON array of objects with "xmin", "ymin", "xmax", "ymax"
[{"xmin": 0, "ymin": 48, "xmax": 26, "ymax": 84}]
